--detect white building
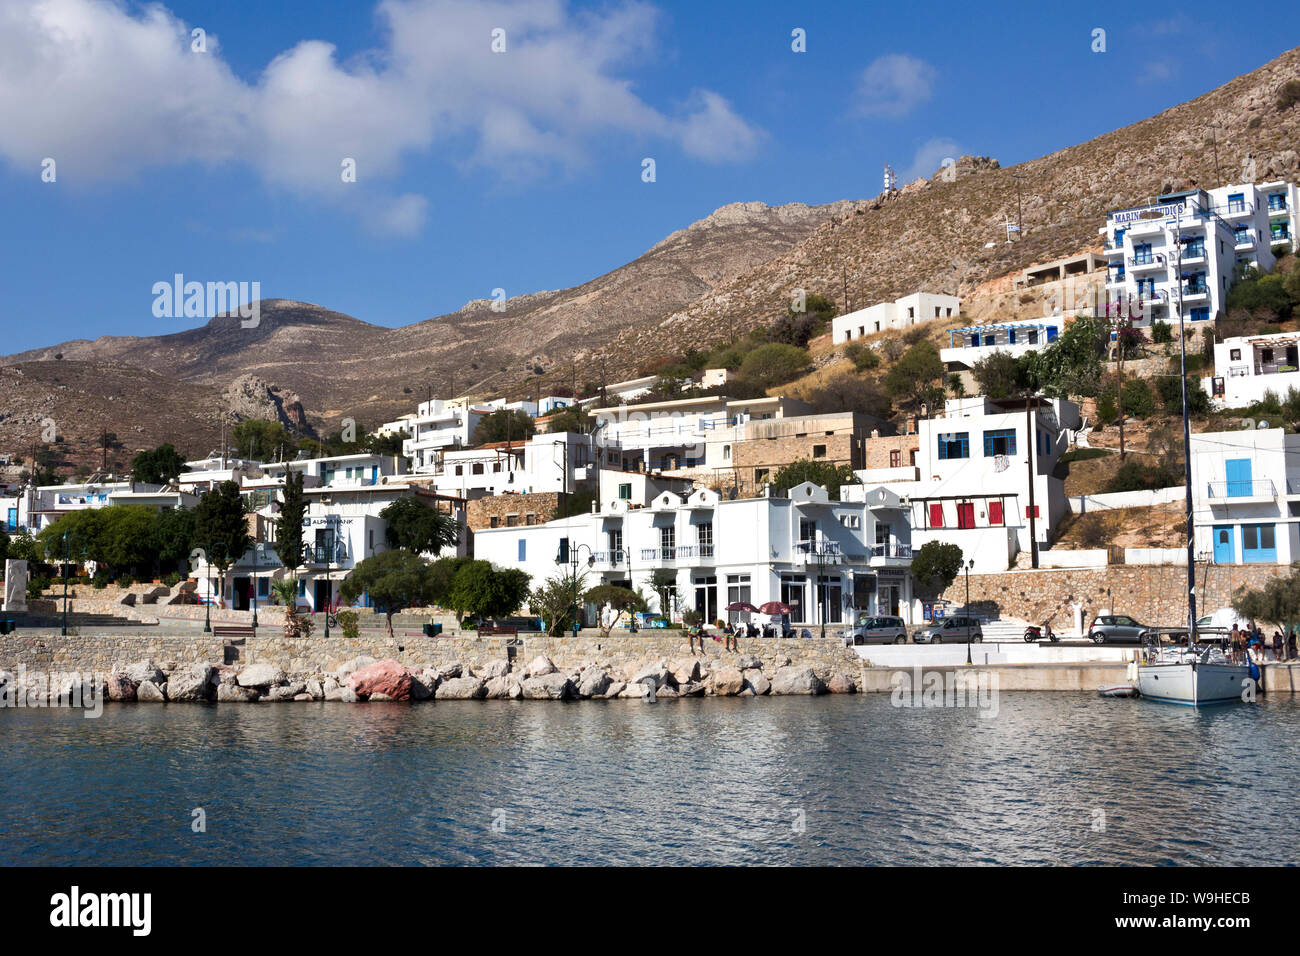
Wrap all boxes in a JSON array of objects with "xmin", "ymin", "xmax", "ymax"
[
  {"xmin": 939, "ymin": 316, "xmax": 1065, "ymax": 372},
  {"xmin": 422, "ymin": 432, "xmax": 594, "ymax": 499},
  {"xmin": 9, "ymin": 479, "xmax": 197, "ymax": 534},
  {"xmin": 260, "ymin": 451, "xmax": 407, "ymax": 489},
  {"xmin": 379, "ymin": 398, "xmax": 488, "ymax": 473},
  {"xmin": 1191, "ymin": 427, "xmax": 1300, "ymax": 566},
  {"xmin": 832, "ymin": 292, "xmax": 961, "ymax": 344},
  {"xmin": 1203, "ymin": 330, "xmax": 1300, "ymax": 409},
  {"xmin": 845, "ymin": 396, "xmax": 1077, "ymax": 573},
  {"xmin": 1101, "ymin": 181, "xmax": 1298, "ymax": 329},
  {"xmin": 473, "ymin": 481, "xmax": 915, "ymax": 630}
]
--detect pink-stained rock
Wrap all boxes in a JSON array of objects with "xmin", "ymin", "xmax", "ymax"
[
  {"xmin": 345, "ymin": 659, "xmax": 413, "ymax": 701},
  {"xmin": 106, "ymin": 673, "xmax": 138, "ymax": 702},
  {"xmin": 827, "ymin": 674, "xmax": 857, "ymax": 694}
]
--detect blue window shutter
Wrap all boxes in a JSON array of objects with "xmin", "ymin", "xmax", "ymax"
[{"xmin": 518, "ymin": 539, "xmax": 526, "ymax": 561}]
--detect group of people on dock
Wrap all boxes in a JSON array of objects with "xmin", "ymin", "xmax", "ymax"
[{"xmin": 1228, "ymin": 623, "xmax": 1297, "ymax": 663}]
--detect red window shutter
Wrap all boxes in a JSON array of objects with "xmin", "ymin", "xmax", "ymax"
[
  {"xmin": 988, "ymin": 501, "xmax": 1003, "ymax": 525},
  {"xmin": 928, "ymin": 503, "xmax": 944, "ymax": 528},
  {"xmin": 1025, "ymin": 505, "xmax": 1040, "ymax": 518},
  {"xmin": 957, "ymin": 503, "xmax": 975, "ymax": 529}
]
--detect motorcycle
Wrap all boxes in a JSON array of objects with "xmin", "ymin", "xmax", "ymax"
[{"xmin": 1023, "ymin": 622, "xmax": 1059, "ymax": 643}]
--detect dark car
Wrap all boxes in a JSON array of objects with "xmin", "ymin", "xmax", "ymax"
[
  {"xmin": 842, "ymin": 615, "xmax": 910, "ymax": 645},
  {"xmin": 913, "ymin": 615, "xmax": 983, "ymax": 644},
  {"xmin": 1088, "ymin": 614, "xmax": 1152, "ymax": 644}
]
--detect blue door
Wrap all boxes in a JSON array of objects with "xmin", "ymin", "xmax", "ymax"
[
  {"xmin": 1242, "ymin": 524, "xmax": 1277, "ymax": 563},
  {"xmin": 1212, "ymin": 526, "xmax": 1235, "ymax": 564},
  {"xmin": 1225, "ymin": 459, "xmax": 1252, "ymax": 497}
]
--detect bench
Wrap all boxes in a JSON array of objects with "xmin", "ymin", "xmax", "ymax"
[
  {"xmin": 213, "ymin": 624, "xmax": 256, "ymax": 639},
  {"xmin": 476, "ymin": 625, "xmax": 518, "ymax": 637}
]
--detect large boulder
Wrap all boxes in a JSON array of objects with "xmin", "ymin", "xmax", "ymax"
[
  {"xmin": 770, "ymin": 666, "xmax": 826, "ymax": 696},
  {"xmin": 618, "ymin": 680, "xmax": 652, "ymax": 699},
  {"xmin": 629, "ymin": 662, "xmax": 671, "ymax": 689},
  {"xmin": 323, "ymin": 685, "xmax": 358, "ymax": 702},
  {"xmin": 410, "ymin": 672, "xmax": 437, "ymax": 701},
  {"xmin": 124, "ymin": 660, "xmax": 164, "ymax": 685},
  {"xmin": 710, "ymin": 667, "xmax": 745, "ymax": 696},
  {"xmin": 482, "ymin": 675, "xmax": 519, "ymax": 700},
  {"xmin": 334, "ymin": 655, "xmax": 378, "ymax": 680},
  {"xmin": 577, "ymin": 670, "xmax": 612, "ymax": 699},
  {"xmin": 346, "ymin": 660, "xmax": 413, "ymax": 701},
  {"xmin": 218, "ymin": 683, "xmax": 261, "ymax": 702},
  {"xmin": 166, "ymin": 672, "xmax": 212, "ymax": 702},
  {"xmin": 437, "ymin": 676, "xmax": 486, "ymax": 700},
  {"xmin": 137, "ymin": 680, "xmax": 166, "ymax": 702},
  {"xmin": 736, "ymin": 656, "xmax": 763, "ymax": 671},
  {"xmin": 105, "ymin": 673, "xmax": 138, "ymax": 702},
  {"xmin": 827, "ymin": 674, "xmax": 857, "ymax": 694},
  {"xmin": 265, "ymin": 685, "xmax": 303, "ymax": 702},
  {"xmin": 189, "ymin": 663, "xmax": 215, "ymax": 687},
  {"xmin": 669, "ymin": 658, "xmax": 701, "ymax": 685},
  {"xmin": 603, "ymin": 681, "xmax": 627, "ymax": 699},
  {"xmin": 522, "ymin": 673, "xmax": 574, "ymax": 700},
  {"xmin": 436, "ymin": 662, "xmax": 463, "ymax": 680},
  {"xmin": 677, "ymin": 680, "xmax": 707, "ymax": 697},
  {"xmin": 237, "ymin": 663, "xmax": 286, "ymax": 689},
  {"xmin": 742, "ymin": 669, "xmax": 771, "ymax": 696},
  {"xmin": 305, "ymin": 680, "xmax": 325, "ymax": 700},
  {"xmin": 482, "ymin": 659, "xmax": 511, "ymax": 679},
  {"xmin": 525, "ymin": 655, "xmax": 556, "ymax": 678}
]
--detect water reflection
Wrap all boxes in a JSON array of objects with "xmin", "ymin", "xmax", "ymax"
[{"xmin": 1, "ymin": 694, "xmax": 1296, "ymax": 865}]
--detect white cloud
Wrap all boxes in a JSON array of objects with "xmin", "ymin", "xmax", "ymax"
[
  {"xmin": 903, "ymin": 137, "xmax": 963, "ymax": 181},
  {"xmin": 853, "ymin": 53, "xmax": 936, "ymax": 118},
  {"xmin": 0, "ymin": 0, "xmax": 763, "ymax": 232}
]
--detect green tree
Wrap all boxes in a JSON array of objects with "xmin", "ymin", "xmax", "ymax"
[
  {"xmin": 649, "ymin": 568, "xmax": 677, "ymax": 619},
  {"xmin": 740, "ymin": 343, "xmax": 812, "ymax": 388},
  {"xmin": 970, "ymin": 351, "xmax": 1028, "ymax": 399},
  {"xmin": 1023, "ymin": 314, "xmax": 1107, "ymax": 398},
  {"xmin": 884, "ymin": 340, "xmax": 944, "ymax": 414},
  {"xmin": 770, "ymin": 460, "xmax": 854, "ymax": 500},
  {"xmin": 1232, "ymin": 568, "xmax": 1300, "ymax": 636},
  {"xmin": 541, "ymin": 405, "xmax": 591, "ymax": 434},
  {"xmin": 275, "ymin": 469, "xmax": 306, "ymax": 569},
  {"xmin": 98, "ymin": 506, "xmax": 158, "ymax": 573},
  {"xmin": 446, "ymin": 560, "xmax": 531, "ymax": 624},
  {"xmin": 910, "ymin": 541, "xmax": 964, "ymax": 597},
  {"xmin": 380, "ymin": 497, "xmax": 460, "ymax": 556},
  {"xmin": 530, "ymin": 567, "xmax": 587, "ymax": 635},
  {"xmin": 131, "ymin": 444, "xmax": 187, "ymax": 485},
  {"xmin": 365, "ymin": 428, "xmax": 407, "ymax": 457},
  {"xmin": 341, "ymin": 550, "xmax": 434, "ymax": 637},
  {"xmin": 150, "ymin": 507, "xmax": 198, "ymax": 575},
  {"xmin": 193, "ymin": 480, "xmax": 252, "ymax": 574},
  {"xmin": 37, "ymin": 510, "xmax": 106, "ymax": 568},
  {"xmin": 426, "ymin": 556, "xmax": 472, "ymax": 607},
  {"xmin": 232, "ymin": 419, "xmax": 295, "ymax": 460},
  {"xmin": 472, "ymin": 409, "xmax": 536, "ymax": 445}
]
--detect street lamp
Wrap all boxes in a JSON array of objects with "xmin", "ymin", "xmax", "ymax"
[
  {"xmin": 806, "ymin": 534, "xmax": 837, "ymax": 641},
  {"xmin": 555, "ymin": 542, "xmax": 594, "ymax": 636},
  {"xmin": 964, "ymin": 557, "xmax": 975, "ymax": 665},
  {"xmin": 44, "ymin": 531, "xmax": 87, "ymax": 637},
  {"xmin": 250, "ymin": 541, "xmax": 266, "ymax": 630},
  {"xmin": 621, "ymin": 545, "xmax": 637, "ymax": 632},
  {"xmin": 200, "ymin": 542, "xmax": 229, "ymax": 634}
]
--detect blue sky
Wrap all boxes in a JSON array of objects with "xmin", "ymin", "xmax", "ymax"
[{"xmin": 1, "ymin": 0, "xmax": 1295, "ymax": 353}]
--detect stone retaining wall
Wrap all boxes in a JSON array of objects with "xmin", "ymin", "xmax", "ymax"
[{"xmin": 938, "ymin": 563, "xmax": 1292, "ymax": 629}]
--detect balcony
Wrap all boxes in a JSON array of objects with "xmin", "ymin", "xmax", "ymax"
[
  {"xmin": 591, "ymin": 549, "xmax": 626, "ymax": 565},
  {"xmin": 1181, "ymin": 284, "xmax": 1209, "ymax": 302},
  {"xmin": 1222, "ymin": 201, "xmax": 1254, "ymax": 219},
  {"xmin": 793, "ymin": 540, "xmax": 843, "ymax": 565},
  {"xmin": 1206, "ymin": 479, "xmax": 1276, "ymax": 501},
  {"xmin": 1235, "ymin": 236, "xmax": 1256, "ymax": 251},
  {"xmin": 868, "ymin": 543, "xmax": 912, "ymax": 565},
  {"xmin": 1129, "ymin": 254, "xmax": 1165, "ymax": 272},
  {"xmin": 304, "ymin": 544, "xmax": 348, "ymax": 565},
  {"xmin": 1271, "ymin": 230, "xmax": 1292, "ymax": 245},
  {"xmin": 675, "ymin": 544, "xmax": 715, "ymax": 563},
  {"xmin": 640, "ymin": 547, "xmax": 675, "ymax": 563},
  {"xmin": 1268, "ymin": 200, "xmax": 1289, "ymax": 216}
]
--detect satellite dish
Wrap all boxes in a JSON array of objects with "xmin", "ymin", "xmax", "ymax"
[
  {"xmin": 1258, "ymin": 420, "xmax": 1270, "ymax": 429},
  {"xmin": 1240, "ymin": 418, "xmax": 1255, "ymax": 430}
]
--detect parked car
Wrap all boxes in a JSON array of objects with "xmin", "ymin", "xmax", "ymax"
[
  {"xmin": 913, "ymin": 616, "xmax": 983, "ymax": 644},
  {"xmin": 842, "ymin": 615, "xmax": 910, "ymax": 645},
  {"xmin": 1088, "ymin": 614, "xmax": 1152, "ymax": 644}
]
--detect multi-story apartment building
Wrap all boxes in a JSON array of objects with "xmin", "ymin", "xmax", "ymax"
[
  {"xmin": 1190, "ymin": 427, "xmax": 1300, "ymax": 566},
  {"xmin": 473, "ymin": 481, "xmax": 915, "ymax": 630},
  {"xmin": 378, "ymin": 398, "xmax": 488, "ymax": 473},
  {"xmin": 845, "ymin": 396, "xmax": 1077, "ymax": 572},
  {"xmin": 939, "ymin": 315, "xmax": 1067, "ymax": 386},
  {"xmin": 1101, "ymin": 181, "xmax": 1298, "ymax": 329},
  {"xmin": 1203, "ymin": 330, "xmax": 1300, "ymax": 408},
  {"xmin": 418, "ymin": 432, "xmax": 594, "ymax": 500},
  {"xmin": 832, "ymin": 292, "xmax": 960, "ymax": 344}
]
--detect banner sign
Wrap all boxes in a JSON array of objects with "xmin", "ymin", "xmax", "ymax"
[{"xmin": 1111, "ymin": 201, "xmax": 1186, "ymax": 224}]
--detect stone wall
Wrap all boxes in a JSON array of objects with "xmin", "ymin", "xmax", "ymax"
[
  {"xmin": 465, "ymin": 491, "xmax": 562, "ymax": 531},
  {"xmin": 862, "ymin": 433, "xmax": 920, "ymax": 469},
  {"xmin": 0, "ymin": 629, "xmax": 865, "ymax": 682},
  {"xmin": 937, "ymin": 562, "xmax": 1293, "ymax": 628}
]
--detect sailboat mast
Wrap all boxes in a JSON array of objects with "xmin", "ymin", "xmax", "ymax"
[{"xmin": 1173, "ymin": 207, "xmax": 1197, "ymax": 640}]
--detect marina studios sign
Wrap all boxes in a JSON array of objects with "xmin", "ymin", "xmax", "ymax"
[{"xmin": 1111, "ymin": 201, "xmax": 1187, "ymax": 224}]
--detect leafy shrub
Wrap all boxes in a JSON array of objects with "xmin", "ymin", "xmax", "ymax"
[
  {"xmin": 1074, "ymin": 513, "xmax": 1108, "ymax": 549},
  {"xmin": 1150, "ymin": 320, "xmax": 1173, "ymax": 344},
  {"xmin": 1057, "ymin": 448, "xmax": 1111, "ymax": 465},
  {"xmin": 880, "ymin": 335, "xmax": 905, "ymax": 362},
  {"xmin": 27, "ymin": 575, "xmax": 51, "ymax": 600},
  {"xmin": 1120, "ymin": 378, "xmax": 1156, "ymax": 419},
  {"xmin": 1278, "ymin": 79, "xmax": 1300, "ymax": 111},
  {"xmin": 1096, "ymin": 392, "xmax": 1117, "ymax": 425},
  {"xmin": 92, "ymin": 573, "xmax": 110, "ymax": 590},
  {"xmin": 336, "ymin": 609, "xmax": 360, "ymax": 639},
  {"xmin": 739, "ymin": 343, "xmax": 811, "ymax": 388},
  {"xmin": 116, "ymin": 574, "xmax": 135, "ymax": 588},
  {"xmin": 844, "ymin": 342, "xmax": 879, "ymax": 371},
  {"xmin": 161, "ymin": 572, "xmax": 181, "ymax": 588}
]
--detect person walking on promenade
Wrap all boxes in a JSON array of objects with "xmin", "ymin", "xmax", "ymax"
[
  {"xmin": 1272, "ymin": 629, "xmax": 1285, "ymax": 662},
  {"xmin": 1289, "ymin": 627, "xmax": 1298, "ymax": 662}
]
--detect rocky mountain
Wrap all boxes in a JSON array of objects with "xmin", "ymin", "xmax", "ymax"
[{"xmin": 4, "ymin": 45, "xmax": 1300, "ymax": 470}]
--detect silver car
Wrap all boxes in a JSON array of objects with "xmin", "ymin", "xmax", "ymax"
[
  {"xmin": 842, "ymin": 615, "xmax": 910, "ymax": 645},
  {"xmin": 1088, "ymin": 614, "xmax": 1151, "ymax": 645},
  {"xmin": 913, "ymin": 615, "xmax": 983, "ymax": 644}
]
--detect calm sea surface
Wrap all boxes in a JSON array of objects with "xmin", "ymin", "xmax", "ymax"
[{"xmin": 2, "ymin": 694, "xmax": 1296, "ymax": 865}]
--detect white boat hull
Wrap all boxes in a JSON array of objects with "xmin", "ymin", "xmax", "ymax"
[{"xmin": 1137, "ymin": 661, "xmax": 1251, "ymax": 706}]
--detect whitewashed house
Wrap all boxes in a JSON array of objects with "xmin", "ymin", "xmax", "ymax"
[
  {"xmin": 939, "ymin": 316, "xmax": 1065, "ymax": 373},
  {"xmin": 832, "ymin": 292, "xmax": 960, "ymax": 344},
  {"xmin": 474, "ymin": 481, "xmax": 914, "ymax": 630},
  {"xmin": 422, "ymin": 432, "xmax": 594, "ymax": 499},
  {"xmin": 1191, "ymin": 427, "xmax": 1300, "ymax": 566},
  {"xmin": 1203, "ymin": 330, "xmax": 1300, "ymax": 408},
  {"xmin": 379, "ymin": 398, "xmax": 488, "ymax": 474}
]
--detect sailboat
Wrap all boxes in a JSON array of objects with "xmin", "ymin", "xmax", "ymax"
[{"xmin": 1133, "ymin": 204, "xmax": 1252, "ymax": 706}]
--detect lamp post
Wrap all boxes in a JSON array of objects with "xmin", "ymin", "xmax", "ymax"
[
  {"xmin": 250, "ymin": 541, "xmax": 266, "ymax": 630},
  {"xmin": 555, "ymin": 542, "xmax": 594, "ymax": 636},
  {"xmin": 622, "ymin": 546, "xmax": 637, "ymax": 632},
  {"xmin": 964, "ymin": 557, "xmax": 975, "ymax": 665},
  {"xmin": 45, "ymin": 531, "xmax": 87, "ymax": 637},
  {"xmin": 200, "ymin": 542, "xmax": 229, "ymax": 634},
  {"xmin": 807, "ymin": 534, "xmax": 838, "ymax": 641}
]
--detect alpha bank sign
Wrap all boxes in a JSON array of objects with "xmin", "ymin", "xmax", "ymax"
[{"xmin": 1111, "ymin": 201, "xmax": 1187, "ymax": 224}]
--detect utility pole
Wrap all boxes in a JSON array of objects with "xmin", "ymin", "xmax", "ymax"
[
  {"xmin": 1011, "ymin": 173, "xmax": 1025, "ymax": 240},
  {"xmin": 1025, "ymin": 395, "xmax": 1039, "ymax": 569},
  {"xmin": 1207, "ymin": 123, "xmax": 1223, "ymax": 184},
  {"xmin": 842, "ymin": 268, "xmax": 849, "ymax": 313},
  {"xmin": 1170, "ymin": 209, "xmax": 1198, "ymax": 639}
]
